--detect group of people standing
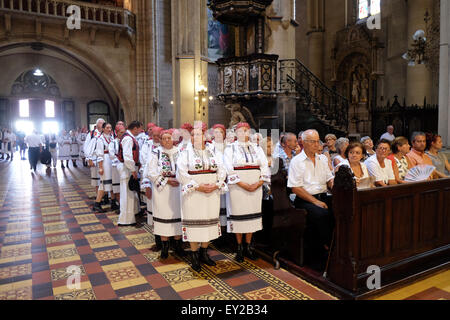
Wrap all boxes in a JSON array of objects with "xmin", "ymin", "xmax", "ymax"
[
  {"xmin": 0, "ymin": 128, "xmax": 17, "ymax": 161},
  {"xmin": 85, "ymin": 119, "xmax": 270, "ymax": 272}
]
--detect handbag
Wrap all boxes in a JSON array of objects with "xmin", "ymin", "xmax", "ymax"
[
  {"xmin": 40, "ymin": 149, "xmax": 51, "ymax": 165},
  {"xmin": 128, "ymin": 175, "xmax": 140, "ymax": 192}
]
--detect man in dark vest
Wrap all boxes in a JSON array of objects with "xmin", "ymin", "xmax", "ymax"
[{"xmin": 117, "ymin": 121, "xmax": 142, "ymax": 226}]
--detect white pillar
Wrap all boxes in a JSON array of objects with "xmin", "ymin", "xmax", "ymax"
[{"xmin": 439, "ymin": 0, "xmax": 449, "ymax": 147}]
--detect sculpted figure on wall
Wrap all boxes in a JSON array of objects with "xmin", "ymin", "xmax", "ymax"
[{"xmin": 225, "ymin": 103, "xmax": 257, "ymax": 129}]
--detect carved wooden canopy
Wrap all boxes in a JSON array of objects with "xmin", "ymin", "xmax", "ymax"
[{"xmin": 207, "ymin": 0, "xmax": 273, "ymax": 25}]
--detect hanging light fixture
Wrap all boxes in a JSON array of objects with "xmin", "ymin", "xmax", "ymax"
[{"xmin": 33, "ymin": 69, "xmax": 44, "ymax": 76}]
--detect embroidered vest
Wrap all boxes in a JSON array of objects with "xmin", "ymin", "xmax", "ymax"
[{"xmin": 117, "ymin": 132, "xmax": 140, "ymax": 166}]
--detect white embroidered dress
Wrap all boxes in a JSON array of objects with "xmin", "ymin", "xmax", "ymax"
[
  {"xmin": 109, "ymin": 137, "xmax": 121, "ymax": 194},
  {"xmin": 176, "ymin": 144, "xmax": 228, "ymax": 243},
  {"xmin": 143, "ymin": 146, "xmax": 182, "ymax": 237},
  {"xmin": 140, "ymin": 139, "xmax": 160, "ymax": 225},
  {"xmin": 58, "ymin": 134, "xmax": 72, "ymax": 160},
  {"xmin": 223, "ymin": 141, "xmax": 271, "ymax": 234},
  {"xmin": 96, "ymin": 134, "xmax": 113, "ymax": 192},
  {"xmin": 85, "ymin": 130, "xmax": 102, "ymax": 187}
]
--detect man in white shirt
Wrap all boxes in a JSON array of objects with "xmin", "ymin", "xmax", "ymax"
[
  {"xmin": 380, "ymin": 125, "xmax": 395, "ymax": 142},
  {"xmin": 117, "ymin": 121, "xmax": 142, "ymax": 226},
  {"xmin": 25, "ymin": 130, "xmax": 43, "ymax": 171},
  {"xmin": 287, "ymin": 129, "xmax": 335, "ymax": 264}
]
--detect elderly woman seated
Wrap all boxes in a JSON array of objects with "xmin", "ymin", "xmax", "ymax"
[
  {"xmin": 336, "ymin": 142, "xmax": 374, "ymax": 189},
  {"xmin": 387, "ymin": 137, "xmax": 413, "ymax": 184},
  {"xmin": 361, "ymin": 136, "xmax": 376, "ymax": 161},
  {"xmin": 332, "ymin": 137, "xmax": 349, "ymax": 170},
  {"xmin": 364, "ymin": 139, "xmax": 398, "ymax": 187}
]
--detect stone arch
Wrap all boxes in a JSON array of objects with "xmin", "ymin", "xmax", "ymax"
[{"xmin": 0, "ymin": 37, "xmax": 132, "ymax": 123}]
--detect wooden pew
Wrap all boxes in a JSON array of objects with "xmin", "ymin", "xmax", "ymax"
[
  {"xmin": 328, "ymin": 170, "xmax": 450, "ymax": 299},
  {"xmin": 254, "ymin": 159, "xmax": 307, "ymax": 267}
]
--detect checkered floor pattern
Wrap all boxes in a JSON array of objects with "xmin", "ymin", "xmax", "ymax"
[{"xmin": 0, "ymin": 156, "xmax": 336, "ymax": 300}]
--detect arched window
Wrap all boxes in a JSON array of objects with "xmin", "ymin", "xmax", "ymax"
[
  {"xmin": 87, "ymin": 100, "xmax": 110, "ymax": 131},
  {"xmin": 358, "ymin": 0, "xmax": 380, "ymax": 20}
]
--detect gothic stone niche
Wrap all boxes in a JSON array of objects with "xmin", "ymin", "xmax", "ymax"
[
  {"xmin": 332, "ymin": 24, "xmax": 382, "ymax": 136},
  {"xmin": 11, "ymin": 70, "xmax": 60, "ymax": 98},
  {"xmin": 208, "ymin": 0, "xmax": 274, "ymax": 25}
]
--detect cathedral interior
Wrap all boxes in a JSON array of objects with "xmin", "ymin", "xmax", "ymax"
[{"xmin": 0, "ymin": 0, "xmax": 449, "ymax": 302}]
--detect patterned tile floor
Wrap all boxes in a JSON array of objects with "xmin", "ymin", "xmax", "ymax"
[{"xmin": 0, "ymin": 156, "xmax": 337, "ymax": 300}]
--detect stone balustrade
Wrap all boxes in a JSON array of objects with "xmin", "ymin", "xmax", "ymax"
[{"xmin": 0, "ymin": 0, "xmax": 135, "ymax": 32}]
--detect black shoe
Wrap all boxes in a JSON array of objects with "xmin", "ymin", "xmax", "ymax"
[
  {"xmin": 150, "ymin": 235, "xmax": 162, "ymax": 252},
  {"xmin": 235, "ymin": 244, "xmax": 244, "ymax": 263},
  {"xmin": 101, "ymin": 195, "xmax": 109, "ymax": 205},
  {"xmin": 190, "ymin": 250, "xmax": 201, "ymax": 272},
  {"xmin": 93, "ymin": 202, "xmax": 105, "ymax": 213},
  {"xmin": 73, "ymin": 163, "xmax": 78, "ymax": 168},
  {"xmin": 160, "ymin": 241, "xmax": 170, "ymax": 259},
  {"xmin": 110, "ymin": 200, "xmax": 119, "ymax": 211},
  {"xmin": 199, "ymin": 247, "xmax": 216, "ymax": 266},
  {"xmin": 174, "ymin": 239, "xmax": 186, "ymax": 257},
  {"xmin": 244, "ymin": 243, "xmax": 257, "ymax": 260},
  {"xmin": 61, "ymin": 164, "xmax": 65, "ymax": 169}
]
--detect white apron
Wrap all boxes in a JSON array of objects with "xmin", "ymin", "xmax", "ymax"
[
  {"xmin": 97, "ymin": 135, "xmax": 113, "ymax": 192},
  {"xmin": 109, "ymin": 138, "xmax": 121, "ymax": 194},
  {"xmin": 226, "ymin": 169, "xmax": 263, "ymax": 233},
  {"xmin": 176, "ymin": 144, "xmax": 228, "ymax": 243},
  {"xmin": 58, "ymin": 135, "xmax": 72, "ymax": 160},
  {"xmin": 70, "ymin": 136, "xmax": 80, "ymax": 160}
]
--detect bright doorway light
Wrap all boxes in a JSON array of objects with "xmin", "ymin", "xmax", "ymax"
[
  {"xmin": 42, "ymin": 121, "xmax": 60, "ymax": 135},
  {"xmin": 19, "ymin": 99, "xmax": 29, "ymax": 118},
  {"xmin": 16, "ymin": 120, "xmax": 34, "ymax": 135},
  {"xmin": 34, "ymin": 69, "xmax": 44, "ymax": 76},
  {"xmin": 45, "ymin": 100, "xmax": 55, "ymax": 118}
]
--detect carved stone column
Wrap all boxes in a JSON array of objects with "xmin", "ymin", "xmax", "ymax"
[
  {"xmin": 406, "ymin": 0, "xmax": 433, "ymax": 106},
  {"xmin": 306, "ymin": 0, "xmax": 325, "ymax": 80},
  {"xmin": 132, "ymin": 0, "xmax": 155, "ymax": 123},
  {"xmin": 438, "ymin": 0, "xmax": 450, "ymax": 147},
  {"xmin": 171, "ymin": 0, "xmax": 209, "ymax": 127}
]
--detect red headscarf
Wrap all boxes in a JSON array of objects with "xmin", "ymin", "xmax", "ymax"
[
  {"xmin": 236, "ymin": 122, "xmax": 251, "ymax": 130},
  {"xmin": 147, "ymin": 122, "xmax": 156, "ymax": 130},
  {"xmin": 212, "ymin": 124, "xmax": 227, "ymax": 137},
  {"xmin": 152, "ymin": 126, "xmax": 164, "ymax": 136},
  {"xmin": 161, "ymin": 129, "xmax": 174, "ymax": 137},
  {"xmin": 180, "ymin": 123, "xmax": 193, "ymax": 133}
]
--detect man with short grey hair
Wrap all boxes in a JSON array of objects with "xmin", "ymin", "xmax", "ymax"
[
  {"xmin": 288, "ymin": 129, "xmax": 334, "ymax": 265},
  {"xmin": 380, "ymin": 125, "xmax": 395, "ymax": 142}
]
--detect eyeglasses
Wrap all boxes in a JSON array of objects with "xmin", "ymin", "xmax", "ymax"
[
  {"xmin": 377, "ymin": 147, "xmax": 390, "ymax": 151},
  {"xmin": 304, "ymin": 140, "xmax": 321, "ymax": 144}
]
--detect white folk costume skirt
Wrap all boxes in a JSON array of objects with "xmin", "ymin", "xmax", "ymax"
[
  {"xmin": 58, "ymin": 145, "xmax": 71, "ymax": 160},
  {"xmin": 118, "ymin": 163, "xmax": 138, "ymax": 225},
  {"xmin": 152, "ymin": 183, "xmax": 181, "ymax": 237},
  {"xmin": 112, "ymin": 166, "xmax": 120, "ymax": 194},
  {"xmin": 181, "ymin": 172, "xmax": 221, "ymax": 243},
  {"xmin": 70, "ymin": 144, "xmax": 80, "ymax": 160},
  {"xmin": 99, "ymin": 156, "xmax": 113, "ymax": 192},
  {"xmin": 90, "ymin": 166, "xmax": 100, "ymax": 187},
  {"xmin": 226, "ymin": 168, "xmax": 263, "ymax": 234}
]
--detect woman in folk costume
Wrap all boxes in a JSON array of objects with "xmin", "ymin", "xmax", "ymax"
[
  {"xmin": 77, "ymin": 127, "xmax": 88, "ymax": 167},
  {"xmin": 117, "ymin": 121, "xmax": 142, "ymax": 226},
  {"xmin": 177, "ymin": 123, "xmax": 193, "ymax": 153},
  {"xmin": 85, "ymin": 119, "xmax": 105, "ymax": 195},
  {"xmin": 93, "ymin": 123, "xmax": 115, "ymax": 213},
  {"xmin": 140, "ymin": 126, "xmax": 163, "ymax": 248},
  {"xmin": 207, "ymin": 124, "xmax": 228, "ymax": 232},
  {"xmin": 108, "ymin": 123, "xmax": 124, "ymax": 211},
  {"xmin": 58, "ymin": 130, "xmax": 72, "ymax": 168},
  {"xmin": 176, "ymin": 122, "xmax": 228, "ymax": 272},
  {"xmin": 45, "ymin": 133, "xmax": 58, "ymax": 168},
  {"xmin": 69, "ymin": 130, "xmax": 80, "ymax": 167},
  {"xmin": 223, "ymin": 122, "xmax": 271, "ymax": 262},
  {"xmin": 143, "ymin": 129, "xmax": 185, "ymax": 259}
]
